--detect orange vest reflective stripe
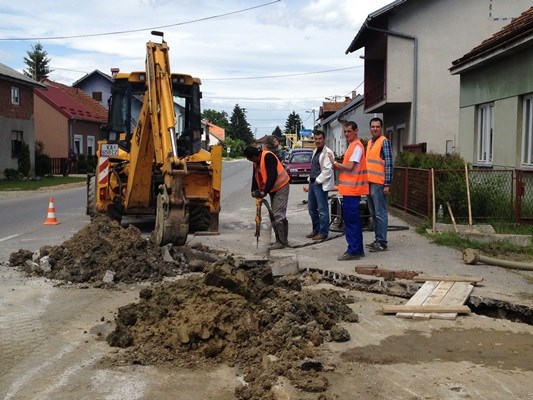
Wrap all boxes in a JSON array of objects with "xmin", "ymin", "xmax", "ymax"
[
  {"xmin": 338, "ymin": 140, "xmax": 368, "ymax": 196},
  {"xmin": 256, "ymin": 150, "xmax": 290, "ymax": 192},
  {"xmin": 366, "ymin": 135, "xmax": 386, "ymax": 184}
]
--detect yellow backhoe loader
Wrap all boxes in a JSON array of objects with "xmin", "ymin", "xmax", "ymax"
[{"xmin": 87, "ymin": 31, "xmax": 222, "ymax": 246}]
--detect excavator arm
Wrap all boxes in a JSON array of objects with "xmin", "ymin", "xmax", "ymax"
[{"xmin": 126, "ymin": 31, "xmax": 189, "ymax": 245}]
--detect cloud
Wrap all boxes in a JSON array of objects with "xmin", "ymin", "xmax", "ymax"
[{"xmin": 0, "ymin": 0, "xmax": 391, "ymax": 135}]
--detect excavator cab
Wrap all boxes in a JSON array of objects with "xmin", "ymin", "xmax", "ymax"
[{"xmin": 105, "ymin": 72, "xmax": 204, "ymax": 157}]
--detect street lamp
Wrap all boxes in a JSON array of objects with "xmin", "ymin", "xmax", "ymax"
[{"xmin": 306, "ymin": 109, "xmax": 316, "ymax": 130}]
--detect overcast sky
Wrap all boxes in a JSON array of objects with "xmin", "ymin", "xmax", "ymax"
[{"xmin": 0, "ymin": 0, "xmax": 392, "ymax": 137}]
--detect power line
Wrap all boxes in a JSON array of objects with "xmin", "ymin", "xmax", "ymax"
[
  {"xmin": 203, "ymin": 65, "xmax": 362, "ymax": 81},
  {"xmin": 0, "ymin": 0, "xmax": 280, "ymax": 41}
]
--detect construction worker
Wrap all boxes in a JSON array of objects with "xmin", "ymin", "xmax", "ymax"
[
  {"xmin": 366, "ymin": 117, "xmax": 394, "ymax": 252},
  {"xmin": 331, "ymin": 121, "xmax": 369, "ymax": 261},
  {"xmin": 244, "ymin": 146, "xmax": 290, "ymax": 249}
]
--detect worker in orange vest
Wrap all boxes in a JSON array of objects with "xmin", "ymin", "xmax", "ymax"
[
  {"xmin": 366, "ymin": 117, "xmax": 394, "ymax": 252},
  {"xmin": 244, "ymin": 146, "xmax": 291, "ymax": 249},
  {"xmin": 331, "ymin": 121, "xmax": 369, "ymax": 261}
]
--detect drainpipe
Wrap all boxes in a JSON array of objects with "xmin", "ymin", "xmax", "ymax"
[{"xmin": 364, "ymin": 23, "xmax": 418, "ymax": 143}]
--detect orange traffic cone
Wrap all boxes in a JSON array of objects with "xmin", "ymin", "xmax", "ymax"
[{"xmin": 43, "ymin": 197, "xmax": 60, "ymax": 225}]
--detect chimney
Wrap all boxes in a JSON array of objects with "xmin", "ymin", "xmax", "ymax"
[
  {"xmin": 110, "ymin": 68, "xmax": 119, "ymax": 78},
  {"xmin": 352, "ymin": 90, "xmax": 357, "ymax": 99}
]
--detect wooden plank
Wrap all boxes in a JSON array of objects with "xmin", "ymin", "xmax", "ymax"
[
  {"xmin": 431, "ymin": 282, "xmax": 474, "ymax": 320},
  {"xmin": 382, "ymin": 305, "xmax": 471, "ymax": 314},
  {"xmin": 413, "ymin": 275, "xmax": 483, "ymax": 284},
  {"xmin": 412, "ymin": 281, "xmax": 454, "ymax": 320},
  {"xmin": 396, "ymin": 280, "xmax": 439, "ymax": 319}
]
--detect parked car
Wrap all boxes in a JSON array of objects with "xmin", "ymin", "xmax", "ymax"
[
  {"xmin": 283, "ymin": 147, "xmax": 314, "ymax": 164},
  {"xmin": 285, "ymin": 150, "xmax": 313, "ymax": 183}
]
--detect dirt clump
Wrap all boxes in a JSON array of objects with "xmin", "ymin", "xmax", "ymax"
[
  {"xmin": 8, "ymin": 215, "xmax": 214, "ymax": 286},
  {"xmin": 106, "ymin": 261, "xmax": 359, "ymax": 399}
]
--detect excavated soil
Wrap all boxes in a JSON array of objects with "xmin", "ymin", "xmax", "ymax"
[
  {"xmin": 8, "ymin": 215, "xmax": 359, "ymax": 399},
  {"xmin": 8, "ymin": 215, "xmax": 214, "ymax": 285}
]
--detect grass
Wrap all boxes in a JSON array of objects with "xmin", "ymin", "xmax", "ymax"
[
  {"xmin": 0, "ymin": 176, "xmax": 86, "ymax": 191},
  {"xmin": 490, "ymin": 221, "xmax": 533, "ymax": 235},
  {"xmin": 415, "ymin": 223, "xmax": 533, "ymax": 261}
]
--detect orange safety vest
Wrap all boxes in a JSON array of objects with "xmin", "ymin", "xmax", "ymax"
[
  {"xmin": 366, "ymin": 135, "xmax": 387, "ymax": 184},
  {"xmin": 255, "ymin": 150, "xmax": 290, "ymax": 192},
  {"xmin": 338, "ymin": 140, "xmax": 368, "ymax": 196}
]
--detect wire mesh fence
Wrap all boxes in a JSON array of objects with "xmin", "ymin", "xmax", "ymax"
[{"xmin": 391, "ymin": 167, "xmax": 533, "ymax": 224}]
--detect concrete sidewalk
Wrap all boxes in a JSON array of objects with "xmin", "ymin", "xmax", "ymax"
[{"xmin": 190, "ymin": 182, "xmax": 532, "ymax": 321}]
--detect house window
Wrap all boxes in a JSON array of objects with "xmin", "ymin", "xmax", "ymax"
[
  {"xmin": 74, "ymin": 135, "xmax": 83, "ymax": 155},
  {"xmin": 92, "ymin": 91, "xmax": 102, "ymax": 102},
  {"xmin": 11, "ymin": 131, "xmax": 23, "ymax": 157},
  {"xmin": 522, "ymin": 95, "xmax": 533, "ymax": 167},
  {"xmin": 11, "ymin": 86, "xmax": 20, "ymax": 105},
  {"xmin": 87, "ymin": 136, "xmax": 95, "ymax": 156},
  {"xmin": 476, "ymin": 103, "xmax": 494, "ymax": 165}
]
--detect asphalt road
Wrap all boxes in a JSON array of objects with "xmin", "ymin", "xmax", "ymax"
[{"xmin": 0, "ymin": 159, "xmax": 252, "ymax": 263}]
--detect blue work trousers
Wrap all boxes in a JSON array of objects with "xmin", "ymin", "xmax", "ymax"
[
  {"xmin": 307, "ymin": 182, "xmax": 330, "ymax": 237},
  {"xmin": 367, "ymin": 183, "xmax": 388, "ymax": 246},
  {"xmin": 342, "ymin": 195, "xmax": 364, "ymax": 255}
]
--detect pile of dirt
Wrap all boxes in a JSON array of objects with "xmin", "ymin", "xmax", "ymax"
[
  {"xmin": 107, "ymin": 261, "xmax": 359, "ymax": 399},
  {"xmin": 9, "ymin": 215, "xmax": 360, "ymax": 398},
  {"xmin": 8, "ymin": 215, "xmax": 210, "ymax": 285}
]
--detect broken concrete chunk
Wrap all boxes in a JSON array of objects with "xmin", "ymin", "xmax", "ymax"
[{"xmin": 103, "ymin": 270, "xmax": 116, "ymax": 283}]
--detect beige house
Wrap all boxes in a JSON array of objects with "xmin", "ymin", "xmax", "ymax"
[
  {"xmin": 346, "ymin": 0, "xmax": 531, "ymax": 156},
  {"xmin": 34, "ymin": 80, "xmax": 107, "ymax": 172},
  {"xmin": 450, "ymin": 7, "xmax": 533, "ymax": 169}
]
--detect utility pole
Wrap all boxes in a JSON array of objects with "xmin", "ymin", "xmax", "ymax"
[{"xmin": 306, "ymin": 109, "xmax": 316, "ymax": 130}]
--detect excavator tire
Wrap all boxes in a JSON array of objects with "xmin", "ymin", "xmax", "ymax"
[
  {"xmin": 86, "ymin": 174, "xmax": 96, "ymax": 217},
  {"xmin": 188, "ymin": 205, "xmax": 211, "ymax": 232}
]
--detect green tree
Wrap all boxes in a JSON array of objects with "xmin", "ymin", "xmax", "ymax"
[
  {"xmin": 18, "ymin": 140, "xmax": 31, "ymax": 177},
  {"xmin": 35, "ymin": 140, "xmax": 52, "ymax": 176},
  {"xmin": 284, "ymin": 111, "xmax": 302, "ymax": 140},
  {"xmin": 271, "ymin": 125, "xmax": 283, "ymax": 139},
  {"xmin": 227, "ymin": 104, "xmax": 254, "ymax": 144},
  {"xmin": 202, "ymin": 109, "xmax": 230, "ymax": 130},
  {"xmin": 223, "ymin": 137, "xmax": 246, "ymax": 158},
  {"xmin": 23, "ymin": 42, "xmax": 53, "ymax": 80}
]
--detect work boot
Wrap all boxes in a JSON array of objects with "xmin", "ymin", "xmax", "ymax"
[
  {"xmin": 281, "ymin": 219, "xmax": 289, "ymax": 246},
  {"xmin": 269, "ymin": 221, "xmax": 287, "ymax": 250}
]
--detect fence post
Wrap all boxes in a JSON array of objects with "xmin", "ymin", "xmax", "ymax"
[
  {"xmin": 403, "ymin": 168, "xmax": 409, "ymax": 211},
  {"xmin": 426, "ymin": 169, "xmax": 432, "ymax": 218},
  {"xmin": 515, "ymin": 169, "xmax": 523, "ymax": 223}
]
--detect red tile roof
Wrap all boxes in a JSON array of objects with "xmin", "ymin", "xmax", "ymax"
[
  {"xmin": 35, "ymin": 80, "xmax": 107, "ymax": 122},
  {"xmin": 206, "ymin": 122, "xmax": 225, "ymax": 142},
  {"xmin": 452, "ymin": 6, "xmax": 533, "ymax": 68}
]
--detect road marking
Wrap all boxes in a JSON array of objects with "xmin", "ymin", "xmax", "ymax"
[{"xmin": 0, "ymin": 233, "xmax": 22, "ymax": 243}]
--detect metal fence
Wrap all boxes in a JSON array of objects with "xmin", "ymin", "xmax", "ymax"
[
  {"xmin": 51, "ymin": 158, "xmax": 68, "ymax": 175},
  {"xmin": 391, "ymin": 167, "xmax": 533, "ymax": 224}
]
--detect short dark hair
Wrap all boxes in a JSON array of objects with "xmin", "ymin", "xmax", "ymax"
[
  {"xmin": 244, "ymin": 146, "xmax": 261, "ymax": 159},
  {"xmin": 343, "ymin": 121, "xmax": 358, "ymax": 130},
  {"xmin": 370, "ymin": 117, "xmax": 383, "ymax": 127},
  {"xmin": 313, "ymin": 129, "xmax": 325, "ymax": 138}
]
